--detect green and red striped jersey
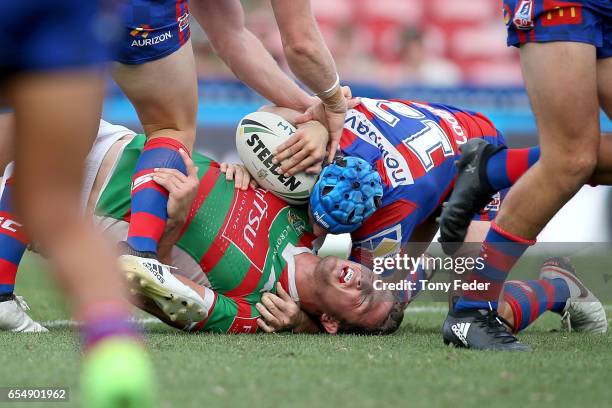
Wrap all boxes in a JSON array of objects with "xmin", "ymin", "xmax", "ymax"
[{"xmin": 96, "ymin": 134, "xmax": 316, "ymax": 333}]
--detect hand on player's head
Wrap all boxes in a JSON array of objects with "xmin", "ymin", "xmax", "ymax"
[
  {"xmin": 153, "ymin": 148, "xmax": 199, "ymax": 224},
  {"xmin": 312, "ymin": 256, "xmax": 397, "ymax": 334}
]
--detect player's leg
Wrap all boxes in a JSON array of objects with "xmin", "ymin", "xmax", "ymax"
[
  {"xmin": 7, "ymin": 71, "xmax": 154, "ymax": 407},
  {"xmin": 493, "ymin": 42, "xmax": 600, "ymax": 235},
  {"xmin": 499, "ymin": 257, "xmax": 607, "ymax": 334},
  {"xmin": 0, "ymin": 163, "xmax": 46, "ymax": 332},
  {"xmin": 444, "ymin": 42, "xmax": 600, "ymax": 351},
  {"xmin": 113, "ymin": 0, "xmax": 197, "ymax": 257},
  {"xmin": 448, "ymin": 221, "xmax": 606, "ymax": 334}
]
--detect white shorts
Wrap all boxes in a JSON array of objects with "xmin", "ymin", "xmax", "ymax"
[{"xmin": 1, "ymin": 120, "xmax": 134, "ymax": 212}]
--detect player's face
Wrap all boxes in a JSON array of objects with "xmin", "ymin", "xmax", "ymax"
[{"xmin": 313, "ymin": 256, "xmax": 393, "ymax": 330}]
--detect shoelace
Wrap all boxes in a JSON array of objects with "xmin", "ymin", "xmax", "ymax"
[
  {"xmin": 14, "ymin": 295, "xmax": 31, "ymax": 311},
  {"xmin": 473, "ymin": 304, "xmax": 519, "ymax": 344},
  {"xmin": 561, "ymin": 310, "xmax": 573, "ymax": 332}
]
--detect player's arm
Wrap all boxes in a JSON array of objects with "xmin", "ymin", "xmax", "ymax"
[
  {"xmin": 192, "ymin": 0, "xmax": 315, "ymax": 112},
  {"xmin": 270, "ymin": 0, "xmax": 347, "ymax": 162}
]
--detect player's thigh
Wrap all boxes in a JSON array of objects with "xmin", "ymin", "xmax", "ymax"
[
  {"xmin": 520, "ymin": 42, "xmax": 600, "ymax": 165},
  {"xmin": 112, "ymin": 41, "xmax": 198, "ymax": 143},
  {"xmin": 7, "ymin": 71, "xmax": 104, "ymax": 226},
  {"xmin": 597, "ymin": 57, "xmax": 612, "ymax": 119}
]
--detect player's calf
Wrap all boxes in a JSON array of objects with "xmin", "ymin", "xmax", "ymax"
[
  {"xmin": 125, "ymin": 138, "xmax": 190, "ymax": 256},
  {"xmin": 0, "ymin": 166, "xmax": 46, "ymax": 332}
]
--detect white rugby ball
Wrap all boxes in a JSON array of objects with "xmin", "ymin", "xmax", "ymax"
[{"xmin": 236, "ymin": 111, "xmax": 317, "ymax": 204}]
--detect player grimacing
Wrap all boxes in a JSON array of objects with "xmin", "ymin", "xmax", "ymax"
[{"xmin": 2, "ymin": 111, "xmax": 606, "ymax": 337}]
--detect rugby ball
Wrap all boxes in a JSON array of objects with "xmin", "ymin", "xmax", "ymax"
[{"xmin": 236, "ymin": 111, "xmax": 317, "ymax": 205}]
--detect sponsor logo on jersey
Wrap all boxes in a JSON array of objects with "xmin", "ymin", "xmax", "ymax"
[
  {"xmin": 223, "ymin": 188, "xmax": 287, "ymax": 273},
  {"xmin": 513, "ymin": 0, "xmax": 535, "ymax": 30},
  {"xmin": 411, "ymin": 102, "xmax": 466, "ymax": 144},
  {"xmin": 242, "ymin": 189, "xmax": 269, "ymax": 249},
  {"xmin": 287, "ymin": 210, "xmax": 307, "ymax": 236},
  {"xmin": 344, "ymin": 111, "xmax": 414, "ymax": 187},
  {"xmin": 177, "ymin": 12, "xmax": 190, "ymax": 32},
  {"xmin": 0, "ymin": 216, "xmax": 21, "ymax": 234},
  {"xmin": 541, "ymin": 2, "xmax": 582, "ymax": 27},
  {"xmin": 353, "ymin": 224, "xmax": 402, "ymax": 262},
  {"xmin": 503, "ymin": 3, "xmax": 512, "ymax": 25},
  {"xmin": 131, "ymin": 28, "xmax": 173, "ymax": 47},
  {"xmin": 130, "ymin": 25, "xmax": 151, "ymax": 38}
]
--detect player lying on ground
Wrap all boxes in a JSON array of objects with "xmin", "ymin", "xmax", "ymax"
[
  {"xmin": 255, "ymin": 96, "xmax": 609, "ymax": 341},
  {"xmin": 1, "ymin": 119, "xmax": 606, "ymax": 337}
]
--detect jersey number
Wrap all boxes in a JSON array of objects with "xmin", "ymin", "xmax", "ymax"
[{"xmin": 363, "ymin": 98, "xmax": 454, "ymax": 173}]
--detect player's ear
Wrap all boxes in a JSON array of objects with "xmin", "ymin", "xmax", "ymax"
[{"xmin": 320, "ymin": 313, "xmax": 339, "ymax": 334}]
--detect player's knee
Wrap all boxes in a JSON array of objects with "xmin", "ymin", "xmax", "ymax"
[{"xmin": 543, "ymin": 150, "xmax": 597, "ymax": 194}]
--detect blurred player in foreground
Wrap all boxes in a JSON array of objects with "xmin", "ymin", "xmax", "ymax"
[
  {"xmin": 3, "ymin": 117, "xmax": 606, "ymax": 338},
  {"xmin": 113, "ymin": 0, "xmax": 347, "ymax": 282},
  {"xmin": 0, "ymin": 1, "xmax": 155, "ymax": 406},
  {"xmin": 439, "ymin": 0, "xmax": 612, "ymax": 350}
]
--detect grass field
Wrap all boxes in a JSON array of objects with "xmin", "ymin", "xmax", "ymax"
[{"xmin": 1, "ymin": 254, "xmax": 611, "ymax": 408}]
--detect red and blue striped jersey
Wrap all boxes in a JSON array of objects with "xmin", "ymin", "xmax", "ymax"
[{"xmin": 341, "ymin": 98, "xmax": 505, "ymax": 261}]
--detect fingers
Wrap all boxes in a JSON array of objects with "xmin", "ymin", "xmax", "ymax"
[
  {"xmin": 257, "ymin": 318, "xmax": 276, "ymax": 333},
  {"xmin": 261, "ymin": 293, "xmax": 283, "ymax": 314},
  {"xmin": 305, "ymin": 162, "xmax": 323, "ymax": 174},
  {"xmin": 294, "ymin": 110, "xmax": 314, "ymax": 125},
  {"xmin": 274, "ymin": 133, "xmax": 303, "ymax": 163},
  {"xmin": 234, "ymin": 166, "xmax": 249, "ymax": 190},
  {"xmin": 341, "ymin": 85, "xmax": 352, "ymax": 99},
  {"xmin": 224, "ymin": 164, "xmax": 235, "ymax": 181},
  {"xmin": 154, "ymin": 168, "xmax": 188, "ymax": 183},
  {"xmin": 255, "ymin": 301, "xmax": 279, "ymax": 326},
  {"xmin": 327, "ymin": 134, "xmax": 340, "ymax": 162},
  {"xmin": 275, "ymin": 282, "xmax": 291, "ymax": 301},
  {"xmin": 219, "ymin": 163, "xmax": 253, "ymax": 190},
  {"xmin": 347, "ymin": 97, "xmax": 361, "ymax": 109},
  {"xmin": 278, "ymin": 146, "xmax": 312, "ymax": 176},
  {"xmin": 152, "ymin": 172, "xmax": 181, "ymax": 193},
  {"xmin": 178, "ymin": 148, "xmax": 198, "ymax": 178}
]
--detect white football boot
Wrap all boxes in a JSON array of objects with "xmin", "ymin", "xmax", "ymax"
[
  {"xmin": 0, "ymin": 295, "xmax": 48, "ymax": 332},
  {"xmin": 540, "ymin": 257, "xmax": 608, "ymax": 334},
  {"xmin": 119, "ymin": 254, "xmax": 207, "ymax": 329}
]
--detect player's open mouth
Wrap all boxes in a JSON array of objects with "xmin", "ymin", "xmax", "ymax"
[{"xmin": 339, "ymin": 266, "xmax": 356, "ymax": 284}]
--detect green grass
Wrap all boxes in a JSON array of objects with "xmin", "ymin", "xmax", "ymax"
[{"xmin": 1, "ymin": 255, "xmax": 611, "ymax": 408}]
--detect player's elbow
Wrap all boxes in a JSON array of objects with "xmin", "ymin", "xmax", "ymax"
[{"xmin": 283, "ymin": 36, "xmax": 320, "ymax": 65}]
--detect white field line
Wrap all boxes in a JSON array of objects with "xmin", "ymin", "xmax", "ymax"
[
  {"xmin": 41, "ymin": 317, "xmax": 163, "ymax": 329},
  {"xmin": 40, "ymin": 306, "xmax": 612, "ymax": 328}
]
